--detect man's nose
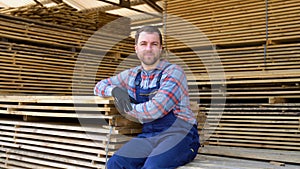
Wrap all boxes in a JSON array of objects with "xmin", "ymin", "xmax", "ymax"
[{"xmin": 145, "ymin": 44, "xmax": 152, "ymax": 50}]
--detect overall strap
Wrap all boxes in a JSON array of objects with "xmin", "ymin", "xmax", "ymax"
[
  {"xmin": 135, "ymin": 64, "xmax": 172, "ymax": 89},
  {"xmin": 133, "ymin": 64, "xmax": 172, "ymax": 104},
  {"xmin": 155, "ymin": 64, "xmax": 172, "ymax": 88}
]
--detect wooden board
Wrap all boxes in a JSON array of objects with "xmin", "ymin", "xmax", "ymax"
[
  {"xmin": 179, "ymin": 153, "xmax": 300, "ymax": 169},
  {"xmin": 198, "ymin": 102, "xmax": 300, "ymax": 163}
]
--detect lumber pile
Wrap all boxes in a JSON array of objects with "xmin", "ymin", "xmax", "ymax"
[
  {"xmin": 201, "ymin": 103, "xmax": 300, "ymax": 157},
  {"xmin": 0, "ymin": 0, "xmax": 299, "ymax": 167},
  {"xmin": 170, "ymin": 43, "xmax": 300, "ymax": 101},
  {"xmin": 0, "ymin": 95, "xmax": 141, "ymax": 169},
  {"xmin": 166, "ymin": 0, "xmax": 300, "ymax": 101},
  {"xmin": 268, "ymin": 0, "xmax": 300, "ymax": 42},
  {"xmin": 0, "ymin": 12, "xmax": 135, "ymax": 95},
  {"xmin": 166, "ymin": 0, "xmax": 300, "ymax": 165},
  {"xmin": 0, "ymin": 13, "xmax": 133, "ymax": 52},
  {"xmin": 0, "ymin": 3, "xmax": 131, "ymax": 35},
  {"xmin": 165, "ymin": 0, "xmax": 300, "ymax": 47},
  {"xmin": 166, "ymin": 0, "xmax": 267, "ymax": 48},
  {"xmin": 0, "ymin": 95, "xmax": 201, "ymax": 168},
  {"xmin": 0, "ymin": 9, "xmax": 138, "ymax": 168}
]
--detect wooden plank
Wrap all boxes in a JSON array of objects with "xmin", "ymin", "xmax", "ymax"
[
  {"xmin": 1, "ymin": 148, "xmax": 99, "ymax": 169},
  {"xmin": 0, "ymin": 156, "xmax": 56, "ymax": 169},
  {"xmin": 179, "ymin": 154, "xmax": 300, "ymax": 169},
  {"xmin": 200, "ymin": 146, "xmax": 300, "ymax": 164},
  {"xmin": 0, "ymin": 95, "xmax": 113, "ymax": 104},
  {"xmin": 0, "ymin": 139, "xmax": 106, "ymax": 163}
]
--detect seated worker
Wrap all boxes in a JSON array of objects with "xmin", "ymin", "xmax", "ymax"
[{"xmin": 94, "ymin": 25, "xmax": 200, "ymax": 169}]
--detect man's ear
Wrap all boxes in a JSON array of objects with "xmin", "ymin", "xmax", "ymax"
[
  {"xmin": 135, "ymin": 45, "xmax": 138, "ymax": 53},
  {"xmin": 160, "ymin": 47, "xmax": 164, "ymax": 54}
]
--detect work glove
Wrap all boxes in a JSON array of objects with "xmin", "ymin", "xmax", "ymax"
[{"xmin": 112, "ymin": 87, "xmax": 133, "ymax": 114}]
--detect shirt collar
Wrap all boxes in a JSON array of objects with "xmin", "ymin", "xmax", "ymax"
[{"xmin": 137, "ymin": 59, "xmax": 169, "ymax": 72}]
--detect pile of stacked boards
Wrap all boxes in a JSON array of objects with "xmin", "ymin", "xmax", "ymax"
[
  {"xmin": 0, "ymin": 0, "xmax": 300, "ymax": 168},
  {"xmin": 166, "ymin": 0, "xmax": 300, "ymax": 167},
  {"xmin": 0, "ymin": 3, "xmax": 141, "ymax": 168}
]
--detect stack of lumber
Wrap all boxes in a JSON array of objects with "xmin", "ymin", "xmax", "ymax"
[
  {"xmin": 201, "ymin": 103, "xmax": 300, "ymax": 153},
  {"xmin": 166, "ymin": 0, "xmax": 267, "ymax": 49},
  {"xmin": 0, "ymin": 10, "xmax": 138, "ymax": 168},
  {"xmin": 166, "ymin": 0, "xmax": 300, "ymax": 165},
  {"xmin": 165, "ymin": 0, "xmax": 300, "ymax": 47},
  {"xmin": 169, "ymin": 43, "xmax": 300, "ymax": 101},
  {"xmin": 0, "ymin": 95, "xmax": 201, "ymax": 168},
  {"xmin": 166, "ymin": 0, "xmax": 300, "ymax": 102},
  {"xmin": 0, "ymin": 13, "xmax": 133, "ymax": 53},
  {"xmin": 0, "ymin": 95, "xmax": 141, "ymax": 169},
  {"xmin": 0, "ymin": 3, "xmax": 131, "ymax": 35},
  {"xmin": 268, "ymin": 0, "xmax": 300, "ymax": 42},
  {"xmin": 0, "ymin": 6, "xmax": 142, "ymax": 168},
  {"xmin": 0, "ymin": 12, "xmax": 135, "ymax": 95}
]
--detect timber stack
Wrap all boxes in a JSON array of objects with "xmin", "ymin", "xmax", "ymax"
[
  {"xmin": 0, "ymin": 3, "xmax": 140, "ymax": 169},
  {"xmin": 0, "ymin": 3, "xmax": 130, "ymax": 35},
  {"xmin": 166, "ymin": 0, "xmax": 300, "ymax": 165}
]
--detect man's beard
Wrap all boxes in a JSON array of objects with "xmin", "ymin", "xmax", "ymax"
[{"xmin": 139, "ymin": 52, "xmax": 160, "ymax": 66}]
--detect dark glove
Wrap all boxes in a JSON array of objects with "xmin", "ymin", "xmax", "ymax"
[{"xmin": 112, "ymin": 87, "xmax": 133, "ymax": 113}]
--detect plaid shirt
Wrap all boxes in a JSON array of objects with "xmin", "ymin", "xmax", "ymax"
[{"xmin": 94, "ymin": 60, "xmax": 197, "ymax": 125}]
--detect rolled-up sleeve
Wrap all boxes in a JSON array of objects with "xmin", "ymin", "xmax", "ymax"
[{"xmin": 94, "ymin": 69, "xmax": 130, "ymax": 97}]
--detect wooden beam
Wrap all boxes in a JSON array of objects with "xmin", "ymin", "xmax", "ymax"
[
  {"xmin": 33, "ymin": 0, "xmax": 44, "ymax": 7},
  {"xmin": 51, "ymin": 0, "xmax": 63, "ymax": 4},
  {"xmin": 143, "ymin": 0, "xmax": 163, "ymax": 13},
  {"xmin": 119, "ymin": 0, "xmax": 130, "ymax": 8},
  {"xmin": 97, "ymin": 0, "xmax": 161, "ymax": 18}
]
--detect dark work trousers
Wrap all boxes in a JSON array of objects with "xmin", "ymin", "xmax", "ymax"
[{"xmin": 107, "ymin": 67, "xmax": 200, "ymax": 169}]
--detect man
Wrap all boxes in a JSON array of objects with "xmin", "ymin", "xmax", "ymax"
[{"xmin": 94, "ymin": 26, "xmax": 200, "ymax": 169}]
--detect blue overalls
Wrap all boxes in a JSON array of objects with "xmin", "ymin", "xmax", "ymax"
[{"xmin": 107, "ymin": 66, "xmax": 200, "ymax": 169}]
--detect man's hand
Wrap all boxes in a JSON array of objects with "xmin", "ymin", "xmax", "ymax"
[{"xmin": 112, "ymin": 87, "xmax": 132, "ymax": 113}]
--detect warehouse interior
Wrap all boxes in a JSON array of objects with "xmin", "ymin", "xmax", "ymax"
[{"xmin": 0, "ymin": 0, "xmax": 300, "ymax": 168}]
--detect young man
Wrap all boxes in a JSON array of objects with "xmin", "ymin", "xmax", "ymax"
[{"xmin": 94, "ymin": 26, "xmax": 200, "ymax": 169}]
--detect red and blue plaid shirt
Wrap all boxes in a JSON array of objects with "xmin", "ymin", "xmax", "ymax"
[{"xmin": 94, "ymin": 60, "xmax": 197, "ymax": 125}]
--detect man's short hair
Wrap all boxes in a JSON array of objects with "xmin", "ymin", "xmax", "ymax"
[{"xmin": 135, "ymin": 26, "xmax": 162, "ymax": 45}]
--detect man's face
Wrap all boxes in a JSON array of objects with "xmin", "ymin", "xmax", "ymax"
[{"xmin": 135, "ymin": 32, "xmax": 162, "ymax": 69}]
